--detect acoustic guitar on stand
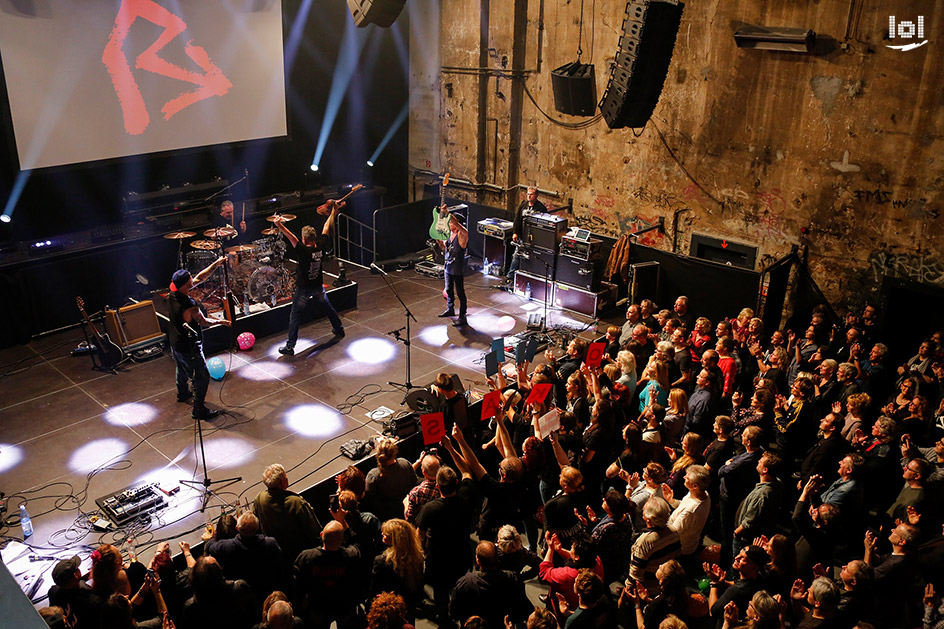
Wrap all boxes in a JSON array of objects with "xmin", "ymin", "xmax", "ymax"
[{"xmin": 76, "ymin": 296, "xmax": 124, "ymax": 370}]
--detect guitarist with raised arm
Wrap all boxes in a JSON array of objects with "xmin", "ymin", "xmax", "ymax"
[
  {"xmin": 505, "ymin": 186, "xmax": 548, "ymax": 284},
  {"xmin": 277, "ymin": 199, "xmax": 346, "ymax": 356},
  {"xmin": 437, "ymin": 205, "xmax": 470, "ymax": 327},
  {"xmin": 168, "ymin": 258, "xmax": 231, "ymax": 420}
]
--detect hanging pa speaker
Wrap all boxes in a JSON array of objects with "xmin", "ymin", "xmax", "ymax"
[
  {"xmin": 599, "ymin": 0, "xmax": 684, "ymax": 129},
  {"xmin": 551, "ymin": 62, "xmax": 597, "ymax": 116},
  {"xmin": 347, "ymin": 0, "xmax": 407, "ymax": 27}
]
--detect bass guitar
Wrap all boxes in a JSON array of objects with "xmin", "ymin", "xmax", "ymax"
[
  {"xmin": 317, "ymin": 184, "xmax": 365, "ymax": 215},
  {"xmin": 429, "ymin": 173, "xmax": 451, "ymax": 240},
  {"xmin": 76, "ymin": 296, "xmax": 124, "ymax": 369}
]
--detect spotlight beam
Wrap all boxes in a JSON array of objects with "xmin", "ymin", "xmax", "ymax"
[
  {"xmin": 310, "ymin": 19, "xmax": 370, "ymax": 171},
  {"xmin": 367, "ymin": 102, "xmax": 409, "ymax": 166},
  {"xmin": 2, "ymin": 170, "xmax": 31, "ymax": 222}
]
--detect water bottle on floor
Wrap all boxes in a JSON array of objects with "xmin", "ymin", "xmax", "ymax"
[
  {"xmin": 19, "ymin": 504, "xmax": 33, "ymax": 538},
  {"xmin": 525, "ymin": 282, "xmax": 532, "ymax": 300}
]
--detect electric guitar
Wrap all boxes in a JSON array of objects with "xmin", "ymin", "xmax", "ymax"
[
  {"xmin": 76, "ymin": 297, "xmax": 124, "ymax": 369},
  {"xmin": 429, "ymin": 173, "xmax": 451, "ymax": 240},
  {"xmin": 317, "ymin": 184, "xmax": 365, "ymax": 215}
]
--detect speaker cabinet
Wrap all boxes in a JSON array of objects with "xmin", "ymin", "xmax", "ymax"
[
  {"xmin": 483, "ymin": 234, "xmax": 512, "ymax": 277},
  {"xmin": 599, "ymin": 0, "xmax": 685, "ymax": 129},
  {"xmin": 554, "ymin": 282, "xmax": 618, "ymax": 317},
  {"xmin": 522, "ymin": 216, "xmax": 568, "ymax": 252},
  {"xmin": 105, "ymin": 300, "xmax": 163, "ymax": 348},
  {"xmin": 556, "ymin": 256, "xmax": 602, "ymax": 292},
  {"xmin": 513, "ymin": 271, "xmax": 555, "ymax": 304},
  {"xmin": 519, "ymin": 247, "xmax": 558, "ymax": 281},
  {"xmin": 347, "ymin": 0, "xmax": 407, "ymax": 27},
  {"xmin": 551, "ymin": 62, "xmax": 597, "ymax": 116}
]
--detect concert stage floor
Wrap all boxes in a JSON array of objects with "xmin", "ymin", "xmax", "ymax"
[{"xmin": 0, "ymin": 266, "xmax": 609, "ymax": 607}]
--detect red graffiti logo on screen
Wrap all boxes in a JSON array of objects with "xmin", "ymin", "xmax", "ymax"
[{"xmin": 102, "ymin": 0, "xmax": 232, "ymax": 135}]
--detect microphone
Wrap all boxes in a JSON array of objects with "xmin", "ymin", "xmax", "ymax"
[
  {"xmin": 370, "ymin": 263, "xmax": 388, "ymax": 276},
  {"xmin": 244, "ymin": 168, "xmax": 249, "ymax": 177}
]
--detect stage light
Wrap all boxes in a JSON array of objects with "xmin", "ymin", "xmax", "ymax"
[
  {"xmin": 310, "ymin": 18, "xmax": 370, "ymax": 177},
  {"xmin": 347, "ymin": 337, "xmax": 396, "ymax": 363},
  {"xmin": 310, "ymin": 164, "xmax": 319, "ymax": 172},
  {"xmin": 367, "ymin": 101, "xmax": 408, "ymax": 167},
  {"xmin": 0, "ymin": 443, "xmax": 24, "ymax": 473},
  {"xmin": 284, "ymin": 404, "xmax": 344, "ymax": 438},
  {"xmin": 0, "ymin": 214, "xmax": 10, "ymax": 223},
  {"xmin": 366, "ymin": 160, "xmax": 374, "ymax": 167},
  {"xmin": 104, "ymin": 402, "xmax": 158, "ymax": 427},
  {"xmin": 2, "ymin": 170, "xmax": 31, "ymax": 224},
  {"xmin": 68, "ymin": 438, "xmax": 128, "ymax": 473}
]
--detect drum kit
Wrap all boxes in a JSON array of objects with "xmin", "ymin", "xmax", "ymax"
[{"xmin": 162, "ymin": 213, "xmax": 299, "ymax": 313}]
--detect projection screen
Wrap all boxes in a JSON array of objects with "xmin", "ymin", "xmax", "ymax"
[{"xmin": 0, "ymin": 0, "xmax": 287, "ymax": 170}]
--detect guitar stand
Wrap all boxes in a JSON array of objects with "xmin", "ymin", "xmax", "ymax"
[
  {"xmin": 180, "ymin": 414, "xmax": 242, "ymax": 512},
  {"xmin": 78, "ymin": 313, "xmax": 126, "ymax": 373}
]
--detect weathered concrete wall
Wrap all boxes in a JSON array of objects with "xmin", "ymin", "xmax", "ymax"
[{"xmin": 408, "ymin": 0, "xmax": 944, "ymax": 310}]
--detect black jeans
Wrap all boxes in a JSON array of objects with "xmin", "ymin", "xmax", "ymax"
[
  {"xmin": 444, "ymin": 273, "xmax": 467, "ymax": 316},
  {"xmin": 172, "ymin": 344, "xmax": 210, "ymax": 409}
]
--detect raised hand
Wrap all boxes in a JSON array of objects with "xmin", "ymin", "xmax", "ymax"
[
  {"xmin": 925, "ymin": 583, "xmax": 937, "ymax": 608},
  {"xmin": 812, "ymin": 563, "xmax": 828, "ymax": 579},
  {"xmin": 907, "ymin": 505, "xmax": 922, "ymax": 525},
  {"xmin": 627, "ymin": 471, "xmax": 641, "ymax": 490},
  {"xmin": 661, "ymin": 483, "xmax": 674, "ymax": 503},
  {"xmin": 723, "ymin": 601, "xmax": 739, "ymax": 626},
  {"xmin": 586, "ymin": 505, "xmax": 598, "ymax": 522},
  {"xmin": 832, "ymin": 401, "xmax": 842, "ymax": 414},
  {"xmin": 790, "ymin": 578, "xmax": 807, "ymax": 600}
]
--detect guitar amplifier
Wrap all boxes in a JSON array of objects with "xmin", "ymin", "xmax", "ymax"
[
  {"xmin": 556, "ymin": 256, "xmax": 602, "ymax": 292},
  {"xmin": 560, "ymin": 236, "xmax": 602, "ymax": 261},
  {"xmin": 105, "ymin": 301, "xmax": 164, "ymax": 348},
  {"xmin": 476, "ymin": 218, "xmax": 514, "ymax": 240},
  {"xmin": 518, "ymin": 246, "xmax": 557, "ymax": 280},
  {"xmin": 522, "ymin": 213, "xmax": 568, "ymax": 252}
]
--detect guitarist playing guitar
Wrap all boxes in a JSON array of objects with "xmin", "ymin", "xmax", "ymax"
[
  {"xmin": 168, "ymin": 257, "xmax": 231, "ymax": 420},
  {"xmin": 436, "ymin": 204, "xmax": 470, "ymax": 327}
]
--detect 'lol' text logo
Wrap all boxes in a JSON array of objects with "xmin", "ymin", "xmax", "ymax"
[{"xmin": 887, "ymin": 15, "xmax": 929, "ymax": 51}]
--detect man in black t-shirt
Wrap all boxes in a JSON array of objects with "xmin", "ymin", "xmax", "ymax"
[
  {"xmin": 212, "ymin": 200, "xmax": 248, "ymax": 243},
  {"xmin": 275, "ymin": 200, "xmax": 345, "ymax": 356},
  {"xmin": 505, "ymin": 186, "xmax": 548, "ymax": 282},
  {"xmin": 168, "ymin": 261, "xmax": 231, "ymax": 420}
]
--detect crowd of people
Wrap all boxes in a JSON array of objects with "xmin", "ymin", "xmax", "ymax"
[{"xmin": 39, "ymin": 295, "xmax": 944, "ymax": 629}]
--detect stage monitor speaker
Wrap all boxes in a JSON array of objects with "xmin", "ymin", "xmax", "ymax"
[
  {"xmin": 519, "ymin": 247, "xmax": 558, "ymax": 281},
  {"xmin": 347, "ymin": 0, "xmax": 407, "ymax": 27},
  {"xmin": 556, "ymin": 256, "xmax": 602, "ymax": 292},
  {"xmin": 551, "ymin": 62, "xmax": 597, "ymax": 116},
  {"xmin": 599, "ymin": 0, "xmax": 685, "ymax": 129},
  {"xmin": 105, "ymin": 300, "xmax": 163, "ymax": 348},
  {"xmin": 513, "ymin": 271, "xmax": 555, "ymax": 304}
]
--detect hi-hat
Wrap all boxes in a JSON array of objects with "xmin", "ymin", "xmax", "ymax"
[
  {"xmin": 265, "ymin": 213, "xmax": 296, "ymax": 223},
  {"xmin": 226, "ymin": 244, "xmax": 256, "ymax": 254},
  {"xmin": 203, "ymin": 226, "xmax": 237, "ymax": 238},
  {"xmin": 163, "ymin": 231, "xmax": 196, "ymax": 240},
  {"xmin": 190, "ymin": 240, "xmax": 221, "ymax": 250},
  {"xmin": 261, "ymin": 227, "xmax": 280, "ymax": 235}
]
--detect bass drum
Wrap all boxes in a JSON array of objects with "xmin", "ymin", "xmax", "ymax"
[{"xmin": 247, "ymin": 266, "xmax": 283, "ymax": 303}]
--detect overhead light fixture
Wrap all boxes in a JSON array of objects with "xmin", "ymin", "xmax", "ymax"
[
  {"xmin": 734, "ymin": 26, "xmax": 816, "ymax": 53},
  {"xmin": 347, "ymin": 0, "xmax": 407, "ymax": 28},
  {"xmin": 310, "ymin": 164, "xmax": 319, "ymax": 172},
  {"xmin": 0, "ymin": 214, "xmax": 10, "ymax": 223},
  {"xmin": 366, "ymin": 160, "xmax": 374, "ymax": 167}
]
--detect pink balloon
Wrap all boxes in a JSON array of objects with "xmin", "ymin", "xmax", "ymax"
[{"xmin": 237, "ymin": 332, "xmax": 256, "ymax": 350}]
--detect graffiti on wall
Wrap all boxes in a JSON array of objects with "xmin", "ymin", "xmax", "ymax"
[{"xmin": 868, "ymin": 250, "xmax": 944, "ymax": 286}]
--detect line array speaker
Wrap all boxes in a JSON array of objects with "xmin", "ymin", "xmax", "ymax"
[{"xmin": 599, "ymin": 0, "xmax": 685, "ymax": 129}]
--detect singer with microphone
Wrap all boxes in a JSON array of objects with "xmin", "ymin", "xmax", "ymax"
[
  {"xmin": 277, "ymin": 199, "xmax": 346, "ymax": 356},
  {"xmin": 168, "ymin": 261, "xmax": 231, "ymax": 420},
  {"xmin": 504, "ymin": 186, "xmax": 547, "ymax": 284}
]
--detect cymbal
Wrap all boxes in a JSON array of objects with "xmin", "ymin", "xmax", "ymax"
[
  {"xmin": 163, "ymin": 231, "xmax": 196, "ymax": 240},
  {"xmin": 261, "ymin": 227, "xmax": 279, "ymax": 235},
  {"xmin": 265, "ymin": 213, "xmax": 296, "ymax": 223},
  {"xmin": 190, "ymin": 240, "xmax": 221, "ymax": 250},
  {"xmin": 203, "ymin": 226, "xmax": 237, "ymax": 238},
  {"xmin": 226, "ymin": 244, "xmax": 256, "ymax": 254}
]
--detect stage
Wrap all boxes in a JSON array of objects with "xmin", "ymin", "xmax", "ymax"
[{"xmin": 0, "ymin": 264, "xmax": 608, "ymax": 607}]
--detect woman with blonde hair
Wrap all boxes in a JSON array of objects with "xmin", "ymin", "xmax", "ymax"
[
  {"xmin": 371, "ymin": 519, "xmax": 425, "ymax": 613},
  {"xmin": 665, "ymin": 432, "xmax": 705, "ymax": 494},
  {"xmin": 663, "ymin": 388, "xmax": 689, "ymax": 448},
  {"xmin": 617, "ymin": 350, "xmax": 638, "ymax": 400},
  {"xmin": 639, "ymin": 360, "xmax": 670, "ymax": 412},
  {"xmin": 836, "ymin": 392, "xmax": 870, "ymax": 442}
]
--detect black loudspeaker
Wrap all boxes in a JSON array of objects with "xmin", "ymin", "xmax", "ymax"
[
  {"xmin": 551, "ymin": 62, "xmax": 597, "ymax": 116},
  {"xmin": 522, "ymin": 216, "xmax": 568, "ymax": 252},
  {"xmin": 519, "ymin": 247, "xmax": 558, "ymax": 280},
  {"xmin": 556, "ymin": 256, "xmax": 602, "ymax": 292},
  {"xmin": 599, "ymin": 0, "xmax": 685, "ymax": 129},
  {"xmin": 347, "ymin": 0, "xmax": 407, "ymax": 27}
]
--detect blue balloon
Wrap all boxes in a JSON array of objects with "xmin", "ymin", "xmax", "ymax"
[{"xmin": 207, "ymin": 356, "xmax": 226, "ymax": 381}]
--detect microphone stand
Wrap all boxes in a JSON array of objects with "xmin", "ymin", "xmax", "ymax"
[
  {"xmin": 374, "ymin": 265, "xmax": 417, "ymax": 404},
  {"xmin": 180, "ymin": 416, "xmax": 242, "ymax": 512}
]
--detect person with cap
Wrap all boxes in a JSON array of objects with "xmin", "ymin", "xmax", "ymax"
[
  {"xmin": 167, "ymin": 258, "xmax": 231, "ymax": 420},
  {"xmin": 48, "ymin": 555, "xmax": 103, "ymax": 629},
  {"xmin": 276, "ymin": 199, "xmax": 345, "ymax": 356}
]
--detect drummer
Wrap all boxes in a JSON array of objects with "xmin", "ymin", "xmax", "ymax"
[{"xmin": 213, "ymin": 200, "xmax": 248, "ymax": 243}]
